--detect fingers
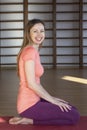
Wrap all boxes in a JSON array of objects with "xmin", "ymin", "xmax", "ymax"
[
  {"xmin": 53, "ymin": 97, "xmax": 72, "ymax": 112},
  {"xmin": 57, "ymin": 103, "xmax": 72, "ymax": 112}
]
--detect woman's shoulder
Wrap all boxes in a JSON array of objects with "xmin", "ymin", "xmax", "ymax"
[
  {"xmin": 22, "ymin": 46, "xmax": 36, "ymax": 55},
  {"xmin": 21, "ymin": 46, "xmax": 37, "ymax": 61}
]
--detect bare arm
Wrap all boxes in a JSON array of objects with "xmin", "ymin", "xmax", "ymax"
[
  {"xmin": 25, "ymin": 60, "xmax": 54, "ymax": 103},
  {"xmin": 25, "ymin": 60, "xmax": 71, "ymax": 112}
]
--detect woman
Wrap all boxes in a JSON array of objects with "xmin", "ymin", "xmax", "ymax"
[{"xmin": 9, "ymin": 19, "xmax": 80, "ymax": 125}]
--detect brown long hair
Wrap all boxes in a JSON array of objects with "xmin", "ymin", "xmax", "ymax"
[{"xmin": 17, "ymin": 19, "xmax": 45, "ymax": 75}]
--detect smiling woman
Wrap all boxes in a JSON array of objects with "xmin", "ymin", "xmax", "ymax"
[
  {"xmin": 9, "ymin": 19, "xmax": 80, "ymax": 125},
  {"xmin": 29, "ymin": 23, "xmax": 45, "ymax": 45}
]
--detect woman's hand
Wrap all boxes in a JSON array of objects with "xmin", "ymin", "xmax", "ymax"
[
  {"xmin": 53, "ymin": 97, "xmax": 68, "ymax": 104},
  {"xmin": 52, "ymin": 97, "xmax": 72, "ymax": 112}
]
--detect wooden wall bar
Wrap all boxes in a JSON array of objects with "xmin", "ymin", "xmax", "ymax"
[
  {"xmin": 83, "ymin": 0, "xmax": 87, "ymax": 66},
  {"xmin": 23, "ymin": 0, "xmax": 28, "ymax": 29},
  {"xmin": 79, "ymin": 0, "xmax": 83, "ymax": 68},
  {"xmin": 0, "ymin": 0, "xmax": 24, "ymax": 67},
  {"xmin": 56, "ymin": 0, "xmax": 80, "ymax": 67},
  {"xmin": 53, "ymin": 0, "xmax": 57, "ymax": 68}
]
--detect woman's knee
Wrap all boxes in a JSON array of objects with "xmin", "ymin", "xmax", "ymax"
[{"xmin": 71, "ymin": 110, "xmax": 80, "ymax": 125}]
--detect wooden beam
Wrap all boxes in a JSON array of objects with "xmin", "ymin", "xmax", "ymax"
[
  {"xmin": 53, "ymin": 0, "xmax": 56, "ymax": 68},
  {"xmin": 79, "ymin": 0, "xmax": 83, "ymax": 68},
  {"xmin": 23, "ymin": 0, "xmax": 28, "ymax": 31}
]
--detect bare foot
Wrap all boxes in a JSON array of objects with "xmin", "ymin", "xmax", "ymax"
[{"xmin": 9, "ymin": 117, "xmax": 33, "ymax": 125}]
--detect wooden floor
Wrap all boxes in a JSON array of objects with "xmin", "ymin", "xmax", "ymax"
[{"xmin": 0, "ymin": 68, "xmax": 87, "ymax": 116}]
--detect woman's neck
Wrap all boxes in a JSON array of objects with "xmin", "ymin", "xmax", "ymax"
[
  {"xmin": 32, "ymin": 44, "xmax": 39, "ymax": 51},
  {"xmin": 26, "ymin": 43, "xmax": 39, "ymax": 51}
]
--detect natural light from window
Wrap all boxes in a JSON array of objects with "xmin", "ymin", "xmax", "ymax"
[{"xmin": 62, "ymin": 76, "xmax": 87, "ymax": 84}]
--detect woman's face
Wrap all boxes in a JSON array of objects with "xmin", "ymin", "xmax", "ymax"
[{"xmin": 29, "ymin": 23, "xmax": 45, "ymax": 45}]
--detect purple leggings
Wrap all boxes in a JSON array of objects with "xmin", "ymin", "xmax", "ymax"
[{"xmin": 20, "ymin": 99, "xmax": 80, "ymax": 125}]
